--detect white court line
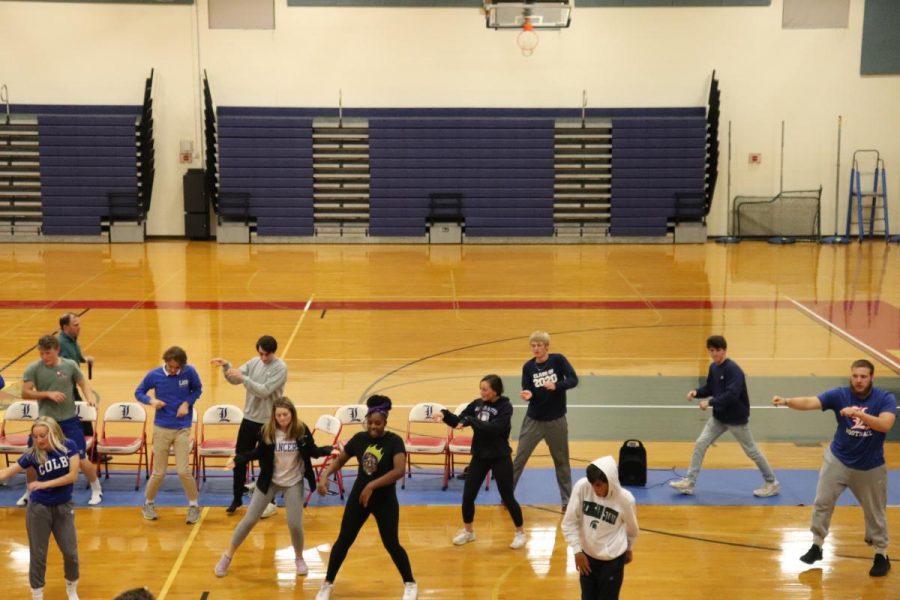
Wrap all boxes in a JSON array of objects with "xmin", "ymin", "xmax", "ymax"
[
  {"xmin": 280, "ymin": 294, "xmax": 314, "ymax": 359},
  {"xmin": 786, "ymin": 296, "xmax": 900, "ymax": 373}
]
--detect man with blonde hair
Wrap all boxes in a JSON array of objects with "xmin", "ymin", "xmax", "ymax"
[{"xmin": 512, "ymin": 330, "xmax": 579, "ymax": 511}]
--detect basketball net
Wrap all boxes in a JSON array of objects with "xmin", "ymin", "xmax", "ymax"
[{"xmin": 517, "ymin": 19, "xmax": 539, "ymax": 57}]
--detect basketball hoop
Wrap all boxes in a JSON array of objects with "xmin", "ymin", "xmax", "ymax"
[{"xmin": 517, "ymin": 18, "xmax": 539, "ymax": 56}]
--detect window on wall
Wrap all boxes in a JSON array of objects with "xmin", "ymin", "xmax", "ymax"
[
  {"xmin": 209, "ymin": 0, "xmax": 275, "ymax": 30},
  {"xmin": 782, "ymin": 0, "xmax": 849, "ymax": 29}
]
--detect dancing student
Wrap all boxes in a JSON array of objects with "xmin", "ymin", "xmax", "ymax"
[
  {"xmin": 562, "ymin": 456, "xmax": 639, "ymax": 600},
  {"xmin": 211, "ymin": 334, "xmax": 287, "ymax": 514},
  {"xmin": 135, "ymin": 346, "xmax": 203, "ymax": 524},
  {"xmin": 315, "ymin": 395, "xmax": 417, "ymax": 600},
  {"xmin": 21, "ymin": 335, "xmax": 102, "ymax": 506},
  {"xmin": 214, "ymin": 398, "xmax": 333, "ymax": 577},
  {"xmin": 512, "ymin": 330, "xmax": 579, "ymax": 511},
  {"xmin": 773, "ymin": 359, "xmax": 896, "ymax": 577},
  {"xmin": 433, "ymin": 374, "xmax": 526, "ymax": 549},
  {"xmin": 0, "ymin": 417, "xmax": 82, "ymax": 600}
]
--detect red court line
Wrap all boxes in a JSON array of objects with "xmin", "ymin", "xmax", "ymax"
[
  {"xmin": 0, "ymin": 299, "xmax": 794, "ymax": 311},
  {"xmin": 790, "ymin": 299, "xmax": 900, "ymax": 375}
]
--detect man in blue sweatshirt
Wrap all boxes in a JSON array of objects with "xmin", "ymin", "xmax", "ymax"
[
  {"xmin": 670, "ymin": 335, "xmax": 779, "ymax": 497},
  {"xmin": 512, "ymin": 330, "xmax": 579, "ymax": 511},
  {"xmin": 135, "ymin": 346, "xmax": 203, "ymax": 524}
]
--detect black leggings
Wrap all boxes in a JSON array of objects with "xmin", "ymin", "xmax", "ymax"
[
  {"xmin": 325, "ymin": 486, "xmax": 414, "ymax": 584},
  {"xmin": 580, "ymin": 553, "xmax": 626, "ymax": 600},
  {"xmin": 233, "ymin": 419, "xmax": 263, "ymax": 501},
  {"xmin": 463, "ymin": 454, "xmax": 523, "ymax": 527}
]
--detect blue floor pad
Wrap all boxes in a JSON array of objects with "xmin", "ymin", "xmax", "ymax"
[{"xmin": 1, "ymin": 468, "xmax": 898, "ymax": 508}]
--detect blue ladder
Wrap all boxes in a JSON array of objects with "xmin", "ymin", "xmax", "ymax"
[{"xmin": 846, "ymin": 150, "xmax": 893, "ymax": 242}]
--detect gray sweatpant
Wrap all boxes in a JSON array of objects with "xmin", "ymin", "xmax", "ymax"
[
  {"xmin": 811, "ymin": 447, "xmax": 889, "ymax": 554},
  {"xmin": 230, "ymin": 482, "xmax": 305, "ymax": 553},
  {"xmin": 26, "ymin": 501, "xmax": 79, "ymax": 590},
  {"xmin": 512, "ymin": 415, "xmax": 573, "ymax": 506},
  {"xmin": 685, "ymin": 416, "xmax": 777, "ymax": 484}
]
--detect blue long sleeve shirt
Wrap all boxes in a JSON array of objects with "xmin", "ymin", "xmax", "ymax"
[
  {"xmin": 695, "ymin": 358, "xmax": 750, "ymax": 425},
  {"xmin": 521, "ymin": 353, "xmax": 579, "ymax": 421},
  {"xmin": 134, "ymin": 365, "xmax": 203, "ymax": 429}
]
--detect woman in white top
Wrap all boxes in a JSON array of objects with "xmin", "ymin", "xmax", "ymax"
[{"xmin": 214, "ymin": 397, "xmax": 332, "ymax": 578}]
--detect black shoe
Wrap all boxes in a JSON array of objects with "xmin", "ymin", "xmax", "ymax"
[
  {"xmin": 800, "ymin": 544, "xmax": 823, "ymax": 565},
  {"xmin": 561, "ymin": 504, "xmax": 567, "ymax": 513},
  {"xmin": 226, "ymin": 499, "xmax": 241, "ymax": 514},
  {"xmin": 869, "ymin": 554, "xmax": 890, "ymax": 577}
]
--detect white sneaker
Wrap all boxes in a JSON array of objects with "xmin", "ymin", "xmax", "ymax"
[
  {"xmin": 452, "ymin": 529, "xmax": 476, "ymax": 546},
  {"xmin": 88, "ymin": 489, "xmax": 102, "ymax": 505},
  {"xmin": 402, "ymin": 582, "xmax": 418, "ymax": 600},
  {"xmin": 669, "ymin": 478, "xmax": 695, "ymax": 495},
  {"xmin": 17, "ymin": 491, "xmax": 29, "ymax": 507},
  {"xmin": 315, "ymin": 582, "xmax": 334, "ymax": 600},
  {"xmin": 261, "ymin": 502, "xmax": 277, "ymax": 519},
  {"xmin": 31, "ymin": 586, "xmax": 44, "ymax": 600},
  {"xmin": 295, "ymin": 556, "xmax": 308, "ymax": 576},
  {"xmin": 65, "ymin": 579, "xmax": 79, "ymax": 600},
  {"xmin": 510, "ymin": 531, "xmax": 527, "ymax": 549},
  {"xmin": 754, "ymin": 480, "xmax": 780, "ymax": 498}
]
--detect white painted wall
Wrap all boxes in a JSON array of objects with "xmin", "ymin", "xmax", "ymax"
[{"xmin": 2, "ymin": 0, "xmax": 897, "ymax": 236}]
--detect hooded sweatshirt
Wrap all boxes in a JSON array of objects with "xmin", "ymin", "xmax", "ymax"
[{"xmin": 561, "ymin": 455, "xmax": 639, "ymax": 561}]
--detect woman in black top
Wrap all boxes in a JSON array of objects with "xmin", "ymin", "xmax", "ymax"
[
  {"xmin": 215, "ymin": 397, "xmax": 332, "ymax": 578},
  {"xmin": 315, "ymin": 395, "xmax": 417, "ymax": 600},
  {"xmin": 436, "ymin": 374, "xmax": 526, "ymax": 549}
]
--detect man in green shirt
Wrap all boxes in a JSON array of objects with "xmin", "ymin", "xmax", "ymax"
[
  {"xmin": 58, "ymin": 313, "xmax": 96, "ymax": 438},
  {"xmin": 21, "ymin": 335, "xmax": 103, "ymax": 505}
]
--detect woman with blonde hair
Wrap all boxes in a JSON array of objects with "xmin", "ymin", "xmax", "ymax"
[
  {"xmin": 0, "ymin": 416, "xmax": 82, "ymax": 600},
  {"xmin": 215, "ymin": 397, "xmax": 333, "ymax": 577}
]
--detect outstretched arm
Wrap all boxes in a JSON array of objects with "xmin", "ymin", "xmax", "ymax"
[{"xmin": 772, "ymin": 395, "xmax": 822, "ymax": 411}]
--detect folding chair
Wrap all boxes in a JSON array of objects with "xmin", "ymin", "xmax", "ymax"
[
  {"xmin": 74, "ymin": 401, "xmax": 99, "ymax": 463},
  {"xmin": 197, "ymin": 404, "xmax": 244, "ymax": 482},
  {"xmin": 96, "ymin": 402, "xmax": 149, "ymax": 490},
  {"xmin": 149, "ymin": 410, "xmax": 199, "ymax": 480},
  {"xmin": 0, "ymin": 400, "xmax": 38, "ymax": 467},
  {"xmin": 333, "ymin": 404, "xmax": 366, "ymax": 449},
  {"xmin": 447, "ymin": 401, "xmax": 490, "ymax": 491},
  {"xmin": 403, "ymin": 402, "xmax": 449, "ymax": 490},
  {"xmin": 305, "ymin": 414, "xmax": 344, "ymax": 506}
]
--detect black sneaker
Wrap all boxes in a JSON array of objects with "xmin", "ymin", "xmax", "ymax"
[
  {"xmin": 800, "ymin": 544, "xmax": 823, "ymax": 564},
  {"xmin": 869, "ymin": 554, "xmax": 890, "ymax": 577},
  {"xmin": 226, "ymin": 499, "xmax": 241, "ymax": 514}
]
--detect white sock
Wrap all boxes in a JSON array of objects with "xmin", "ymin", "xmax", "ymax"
[
  {"xmin": 189, "ymin": 500, "xmax": 199, "ymax": 507},
  {"xmin": 89, "ymin": 479, "xmax": 102, "ymax": 492},
  {"xmin": 66, "ymin": 579, "xmax": 79, "ymax": 600},
  {"xmin": 31, "ymin": 587, "xmax": 44, "ymax": 600}
]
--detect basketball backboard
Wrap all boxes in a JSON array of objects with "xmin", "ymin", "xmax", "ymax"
[{"xmin": 484, "ymin": 0, "xmax": 573, "ymax": 30}]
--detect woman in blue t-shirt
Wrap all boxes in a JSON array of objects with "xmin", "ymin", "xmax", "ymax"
[
  {"xmin": 0, "ymin": 416, "xmax": 81, "ymax": 600},
  {"xmin": 314, "ymin": 395, "xmax": 417, "ymax": 600}
]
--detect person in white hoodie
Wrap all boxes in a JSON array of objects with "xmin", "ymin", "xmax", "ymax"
[{"xmin": 561, "ymin": 456, "xmax": 638, "ymax": 600}]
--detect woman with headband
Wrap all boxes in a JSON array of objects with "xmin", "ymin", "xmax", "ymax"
[{"xmin": 315, "ymin": 395, "xmax": 417, "ymax": 600}]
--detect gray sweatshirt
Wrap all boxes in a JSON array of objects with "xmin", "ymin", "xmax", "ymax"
[{"xmin": 222, "ymin": 356, "xmax": 288, "ymax": 423}]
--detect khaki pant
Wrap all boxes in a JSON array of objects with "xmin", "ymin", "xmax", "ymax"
[{"xmin": 146, "ymin": 426, "xmax": 198, "ymax": 503}]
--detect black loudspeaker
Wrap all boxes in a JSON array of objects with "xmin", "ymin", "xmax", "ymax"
[
  {"xmin": 618, "ymin": 439, "xmax": 647, "ymax": 487},
  {"xmin": 183, "ymin": 169, "xmax": 210, "ymax": 239}
]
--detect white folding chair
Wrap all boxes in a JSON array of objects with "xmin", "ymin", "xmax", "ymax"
[
  {"xmin": 0, "ymin": 400, "xmax": 38, "ymax": 467},
  {"xmin": 96, "ymin": 402, "xmax": 149, "ymax": 490},
  {"xmin": 404, "ymin": 402, "xmax": 450, "ymax": 490},
  {"xmin": 197, "ymin": 404, "xmax": 244, "ymax": 482},
  {"xmin": 306, "ymin": 414, "xmax": 344, "ymax": 505}
]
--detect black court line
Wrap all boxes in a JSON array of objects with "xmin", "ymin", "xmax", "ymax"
[
  {"xmin": 356, "ymin": 322, "xmax": 711, "ymax": 403},
  {"xmin": 320, "ymin": 309, "xmax": 327, "ymax": 319},
  {"xmin": 524, "ymin": 505, "xmax": 873, "ymax": 562},
  {"xmin": 0, "ymin": 308, "xmax": 91, "ymax": 373},
  {"xmin": 200, "ymin": 592, "xmax": 209, "ymax": 600}
]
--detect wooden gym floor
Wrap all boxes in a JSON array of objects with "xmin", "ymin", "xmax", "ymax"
[{"xmin": 0, "ymin": 241, "xmax": 897, "ymax": 599}]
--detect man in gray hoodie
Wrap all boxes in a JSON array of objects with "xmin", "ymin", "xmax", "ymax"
[
  {"xmin": 211, "ymin": 335, "xmax": 287, "ymax": 514},
  {"xmin": 561, "ymin": 456, "xmax": 639, "ymax": 600}
]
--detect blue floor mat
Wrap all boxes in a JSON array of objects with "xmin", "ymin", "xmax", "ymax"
[{"xmin": 1, "ymin": 468, "xmax": 898, "ymax": 508}]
